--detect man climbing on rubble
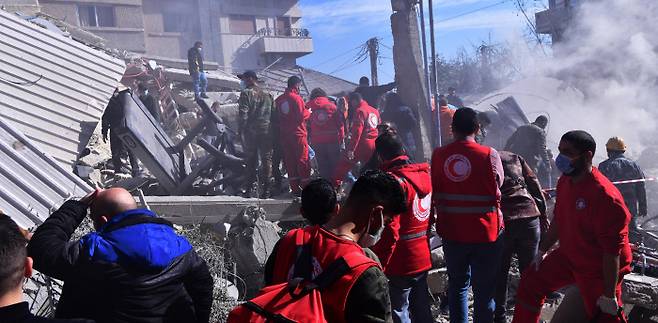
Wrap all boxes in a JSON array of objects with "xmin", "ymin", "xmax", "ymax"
[
  {"xmin": 371, "ymin": 133, "xmax": 433, "ymax": 323},
  {"xmin": 512, "ymin": 130, "xmax": 632, "ymax": 323},
  {"xmin": 308, "ymin": 88, "xmax": 345, "ymax": 180},
  {"xmin": 102, "ymin": 88, "xmax": 141, "ymax": 178},
  {"xmin": 238, "ymin": 70, "xmax": 275, "ymax": 198},
  {"xmin": 446, "ymin": 87, "xmax": 464, "ymax": 108},
  {"xmin": 494, "ymin": 151, "xmax": 548, "ymax": 323},
  {"xmin": 27, "ymin": 188, "xmax": 214, "ymax": 323},
  {"xmin": 599, "ymin": 136, "xmax": 647, "ymax": 243},
  {"xmin": 381, "ymin": 93, "xmax": 418, "ymax": 159},
  {"xmin": 275, "ymin": 76, "xmax": 311, "ymax": 197},
  {"xmin": 432, "ymin": 107, "xmax": 504, "ymax": 323},
  {"xmin": 188, "ymin": 41, "xmax": 209, "ymax": 100},
  {"xmin": 0, "ymin": 215, "xmax": 95, "ymax": 323},
  {"xmin": 264, "ymin": 170, "xmax": 407, "ymax": 322},
  {"xmin": 333, "ymin": 92, "xmax": 381, "ymax": 188},
  {"xmin": 438, "ymin": 98, "xmax": 456, "ymax": 146},
  {"xmin": 355, "ymin": 76, "xmax": 397, "ymax": 109},
  {"xmin": 505, "ymin": 116, "xmax": 551, "ymax": 186}
]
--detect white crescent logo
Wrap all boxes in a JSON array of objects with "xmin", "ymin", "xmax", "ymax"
[
  {"xmin": 444, "ymin": 154, "xmax": 471, "ymax": 182},
  {"xmin": 313, "ymin": 110, "xmax": 329, "ymax": 125},
  {"xmin": 413, "ymin": 193, "xmax": 432, "ymax": 221},
  {"xmin": 576, "ymin": 198, "xmax": 587, "ymax": 210},
  {"xmin": 280, "ymin": 101, "xmax": 290, "ymax": 115},
  {"xmin": 367, "ymin": 113, "xmax": 379, "ymax": 129}
]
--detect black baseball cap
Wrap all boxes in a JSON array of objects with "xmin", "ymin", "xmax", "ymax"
[{"xmin": 237, "ymin": 70, "xmax": 258, "ymax": 80}]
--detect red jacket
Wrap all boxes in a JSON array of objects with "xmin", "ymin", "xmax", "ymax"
[
  {"xmin": 271, "ymin": 226, "xmax": 379, "ymax": 323},
  {"xmin": 347, "ymin": 101, "xmax": 380, "ymax": 155},
  {"xmin": 432, "ymin": 140, "xmax": 503, "ymax": 243},
  {"xmin": 372, "ymin": 156, "xmax": 432, "ymax": 276},
  {"xmin": 308, "ymin": 96, "xmax": 345, "ymax": 145},
  {"xmin": 554, "ymin": 167, "xmax": 632, "ymax": 277},
  {"xmin": 275, "ymin": 89, "xmax": 310, "ymax": 138}
]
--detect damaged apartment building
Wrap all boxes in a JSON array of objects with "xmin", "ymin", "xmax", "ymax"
[{"xmin": 2, "ymin": 0, "xmax": 356, "ymax": 95}]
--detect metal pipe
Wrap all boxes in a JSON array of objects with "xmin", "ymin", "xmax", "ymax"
[{"xmin": 428, "ymin": 0, "xmax": 442, "ymax": 147}]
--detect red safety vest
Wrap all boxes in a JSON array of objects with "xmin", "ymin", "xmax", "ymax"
[
  {"xmin": 432, "ymin": 141, "xmax": 502, "ymax": 243},
  {"xmin": 308, "ymin": 96, "xmax": 345, "ymax": 145},
  {"xmin": 373, "ymin": 157, "xmax": 433, "ymax": 276},
  {"xmin": 275, "ymin": 89, "xmax": 310, "ymax": 138},
  {"xmin": 271, "ymin": 226, "xmax": 378, "ymax": 323}
]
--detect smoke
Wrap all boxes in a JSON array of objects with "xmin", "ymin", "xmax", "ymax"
[{"xmin": 486, "ymin": 0, "xmax": 658, "ymax": 162}]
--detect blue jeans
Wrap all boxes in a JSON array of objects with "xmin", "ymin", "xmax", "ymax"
[
  {"xmin": 388, "ymin": 272, "xmax": 433, "ymax": 323},
  {"xmin": 443, "ymin": 237, "xmax": 503, "ymax": 323},
  {"xmin": 192, "ymin": 71, "xmax": 208, "ymax": 98}
]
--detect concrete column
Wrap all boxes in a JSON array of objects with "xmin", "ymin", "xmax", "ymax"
[{"xmin": 390, "ymin": 0, "xmax": 434, "ymax": 161}]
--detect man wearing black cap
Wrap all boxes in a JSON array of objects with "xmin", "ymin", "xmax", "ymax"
[
  {"xmin": 274, "ymin": 76, "xmax": 311, "ymax": 197},
  {"xmin": 238, "ymin": 71, "xmax": 275, "ymax": 198}
]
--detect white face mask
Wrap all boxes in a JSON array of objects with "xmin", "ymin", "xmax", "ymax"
[
  {"xmin": 240, "ymin": 80, "xmax": 247, "ymax": 90},
  {"xmin": 359, "ymin": 211, "xmax": 384, "ymax": 248}
]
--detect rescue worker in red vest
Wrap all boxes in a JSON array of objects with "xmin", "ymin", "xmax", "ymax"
[
  {"xmin": 308, "ymin": 88, "xmax": 345, "ymax": 180},
  {"xmin": 333, "ymin": 92, "xmax": 381, "ymax": 187},
  {"xmin": 275, "ymin": 76, "xmax": 311, "ymax": 196},
  {"xmin": 512, "ymin": 130, "xmax": 632, "ymax": 323},
  {"xmin": 264, "ymin": 170, "xmax": 407, "ymax": 323},
  {"xmin": 371, "ymin": 133, "xmax": 433, "ymax": 323},
  {"xmin": 431, "ymin": 107, "xmax": 505, "ymax": 323}
]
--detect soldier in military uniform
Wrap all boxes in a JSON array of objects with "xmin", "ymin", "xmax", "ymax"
[{"xmin": 599, "ymin": 137, "xmax": 647, "ymax": 241}]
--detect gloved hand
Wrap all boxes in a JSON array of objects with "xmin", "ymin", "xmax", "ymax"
[
  {"xmin": 596, "ymin": 295, "xmax": 620, "ymax": 315},
  {"xmin": 530, "ymin": 249, "xmax": 547, "ymax": 271}
]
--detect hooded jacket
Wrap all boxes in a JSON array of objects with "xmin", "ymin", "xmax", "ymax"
[
  {"xmin": 347, "ymin": 100, "xmax": 380, "ymax": 157},
  {"xmin": 372, "ymin": 156, "xmax": 433, "ymax": 276},
  {"xmin": 499, "ymin": 151, "xmax": 547, "ymax": 221},
  {"xmin": 27, "ymin": 201, "xmax": 213, "ymax": 323},
  {"xmin": 308, "ymin": 96, "xmax": 345, "ymax": 145},
  {"xmin": 275, "ymin": 88, "xmax": 310, "ymax": 138}
]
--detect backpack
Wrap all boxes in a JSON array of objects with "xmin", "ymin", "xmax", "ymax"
[{"xmin": 227, "ymin": 231, "xmax": 377, "ymax": 323}]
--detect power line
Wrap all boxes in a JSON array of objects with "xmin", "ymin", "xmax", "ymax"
[
  {"xmin": 436, "ymin": 0, "xmax": 509, "ymax": 24},
  {"xmin": 307, "ymin": 43, "xmax": 364, "ymax": 69}
]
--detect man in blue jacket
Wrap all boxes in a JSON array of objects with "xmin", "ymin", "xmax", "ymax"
[{"xmin": 27, "ymin": 188, "xmax": 213, "ymax": 323}]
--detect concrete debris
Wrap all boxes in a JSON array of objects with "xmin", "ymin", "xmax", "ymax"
[
  {"xmin": 428, "ymin": 268, "xmax": 448, "ymax": 295},
  {"xmin": 228, "ymin": 206, "xmax": 281, "ymax": 297},
  {"xmin": 623, "ymin": 274, "xmax": 658, "ymax": 310},
  {"xmin": 431, "ymin": 247, "xmax": 445, "ymax": 269}
]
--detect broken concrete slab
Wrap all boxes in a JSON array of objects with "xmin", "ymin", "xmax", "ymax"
[
  {"xmin": 623, "ymin": 273, "xmax": 658, "ymax": 310},
  {"xmin": 140, "ymin": 196, "xmax": 302, "ymax": 225},
  {"xmin": 428, "ymin": 268, "xmax": 448, "ymax": 294},
  {"xmin": 431, "ymin": 247, "xmax": 445, "ymax": 269}
]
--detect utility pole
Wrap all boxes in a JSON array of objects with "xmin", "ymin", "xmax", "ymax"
[
  {"xmin": 428, "ymin": 0, "xmax": 441, "ymax": 147},
  {"xmin": 367, "ymin": 38, "xmax": 379, "ymax": 86},
  {"xmin": 418, "ymin": 0, "xmax": 432, "ymax": 139}
]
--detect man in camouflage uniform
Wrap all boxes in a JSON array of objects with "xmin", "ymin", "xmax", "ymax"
[
  {"xmin": 505, "ymin": 115, "xmax": 551, "ymax": 186},
  {"xmin": 238, "ymin": 70, "xmax": 274, "ymax": 198},
  {"xmin": 599, "ymin": 137, "xmax": 647, "ymax": 241}
]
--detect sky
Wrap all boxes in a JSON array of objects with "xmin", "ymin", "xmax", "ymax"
[{"xmin": 297, "ymin": 0, "xmax": 548, "ymax": 84}]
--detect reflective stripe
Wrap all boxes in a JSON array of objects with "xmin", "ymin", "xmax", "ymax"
[
  {"xmin": 436, "ymin": 193, "xmax": 496, "ymax": 202},
  {"xmin": 400, "ymin": 231, "xmax": 426, "ymax": 241},
  {"xmin": 437, "ymin": 206, "xmax": 497, "ymax": 214}
]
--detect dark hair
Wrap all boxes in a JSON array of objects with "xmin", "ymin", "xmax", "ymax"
[
  {"xmin": 287, "ymin": 76, "xmax": 302, "ymax": 89},
  {"xmin": 301, "ymin": 179, "xmax": 337, "ymax": 225},
  {"xmin": 194, "ymin": 41, "xmax": 203, "ymax": 47},
  {"xmin": 359, "ymin": 76, "xmax": 370, "ymax": 86},
  {"xmin": 535, "ymin": 115, "xmax": 548, "ymax": 124},
  {"xmin": 376, "ymin": 132, "xmax": 406, "ymax": 161},
  {"xmin": 0, "ymin": 215, "xmax": 27, "ymax": 296},
  {"xmin": 452, "ymin": 107, "xmax": 479, "ymax": 135},
  {"xmin": 477, "ymin": 111, "xmax": 492, "ymax": 126},
  {"xmin": 347, "ymin": 170, "xmax": 407, "ymax": 216},
  {"xmin": 438, "ymin": 98, "xmax": 448, "ymax": 107},
  {"xmin": 310, "ymin": 88, "xmax": 327, "ymax": 100},
  {"xmin": 137, "ymin": 82, "xmax": 148, "ymax": 92},
  {"xmin": 561, "ymin": 130, "xmax": 596, "ymax": 155},
  {"xmin": 348, "ymin": 92, "xmax": 363, "ymax": 102}
]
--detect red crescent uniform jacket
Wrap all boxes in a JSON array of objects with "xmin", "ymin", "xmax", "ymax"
[
  {"xmin": 554, "ymin": 167, "xmax": 632, "ymax": 277},
  {"xmin": 432, "ymin": 140, "xmax": 503, "ymax": 243},
  {"xmin": 347, "ymin": 101, "xmax": 380, "ymax": 156},
  {"xmin": 372, "ymin": 156, "xmax": 433, "ymax": 276},
  {"xmin": 271, "ymin": 226, "xmax": 379, "ymax": 323},
  {"xmin": 308, "ymin": 96, "xmax": 345, "ymax": 145},
  {"xmin": 275, "ymin": 89, "xmax": 310, "ymax": 138}
]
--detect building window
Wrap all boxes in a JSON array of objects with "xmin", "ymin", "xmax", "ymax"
[
  {"xmin": 229, "ymin": 15, "xmax": 256, "ymax": 34},
  {"xmin": 78, "ymin": 5, "xmax": 115, "ymax": 27},
  {"xmin": 276, "ymin": 17, "xmax": 291, "ymax": 36},
  {"xmin": 163, "ymin": 12, "xmax": 188, "ymax": 32}
]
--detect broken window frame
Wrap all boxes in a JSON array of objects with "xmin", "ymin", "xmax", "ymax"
[{"xmin": 77, "ymin": 4, "xmax": 116, "ymax": 28}]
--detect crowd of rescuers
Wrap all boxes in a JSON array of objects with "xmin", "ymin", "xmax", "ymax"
[{"xmin": 0, "ymin": 68, "xmax": 642, "ymax": 323}]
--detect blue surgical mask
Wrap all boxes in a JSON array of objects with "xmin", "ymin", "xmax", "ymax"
[{"xmin": 555, "ymin": 153, "xmax": 575, "ymax": 175}]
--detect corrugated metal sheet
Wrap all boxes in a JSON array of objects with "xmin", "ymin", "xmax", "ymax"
[
  {"xmin": 0, "ymin": 9, "xmax": 126, "ymax": 169},
  {"xmin": 0, "ymin": 116, "xmax": 91, "ymax": 229}
]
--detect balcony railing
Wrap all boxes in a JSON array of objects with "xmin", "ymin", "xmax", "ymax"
[{"xmin": 257, "ymin": 27, "xmax": 310, "ymax": 38}]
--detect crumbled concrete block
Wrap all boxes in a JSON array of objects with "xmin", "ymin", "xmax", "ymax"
[{"xmin": 428, "ymin": 268, "xmax": 448, "ymax": 294}]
